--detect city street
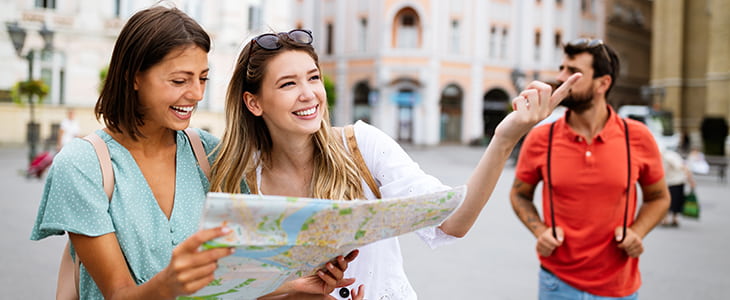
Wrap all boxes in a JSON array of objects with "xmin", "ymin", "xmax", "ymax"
[{"xmin": 1, "ymin": 144, "xmax": 729, "ymax": 299}]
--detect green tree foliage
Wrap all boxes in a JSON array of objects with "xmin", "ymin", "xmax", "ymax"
[
  {"xmin": 98, "ymin": 65, "xmax": 109, "ymax": 93},
  {"xmin": 10, "ymin": 79, "xmax": 49, "ymax": 105},
  {"xmin": 323, "ymin": 75, "xmax": 336, "ymax": 112}
]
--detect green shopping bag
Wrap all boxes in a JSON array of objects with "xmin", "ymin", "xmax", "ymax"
[{"xmin": 682, "ymin": 190, "xmax": 700, "ymax": 219}]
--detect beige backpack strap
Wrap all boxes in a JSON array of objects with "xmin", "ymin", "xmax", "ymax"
[
  {"xmin": 83, "ymin": 133, "xmax": 113, "ymax": 199},
  {"xmin": 344, "ymin": 125, "xmax": 381, "ymax": 199},
  {"xmin": 184, "ymin": 128, "xmax": 211, "ymax": 180},
  {"xmin": 58, "ymin": 132, "xmax": 113, "ymax": 299},
  {"xmin": 56, "ymin": 242, "xmax": 80, "ymax": 300}
]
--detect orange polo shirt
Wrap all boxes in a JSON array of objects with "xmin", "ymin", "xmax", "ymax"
[{"xmin": 515, "ymin": 106, "xmax": 664, "ymax": 297}]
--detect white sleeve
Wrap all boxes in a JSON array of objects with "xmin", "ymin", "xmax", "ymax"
[{"xmin": 353, "ymin": 121, "xmax": 461, "ymax": 249}]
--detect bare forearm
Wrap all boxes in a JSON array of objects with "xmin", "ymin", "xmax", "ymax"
[
  {"xmin": 261, "ymin": 281, "xmax": 295, "ymax": 298},
  {"xmin": 440, "ymin": 135, "xmax": 517, "ymax": 237},
  {"xmin": 631, "ymin": 195, "xmax": 670, "ymax": 238},
  {"xmin": 107, "ymin": 278, "xmax": 172, "ymax": 300},
  {"xmin": 510, "ymin": 187, "xmax": 545, "ymax": 238}
]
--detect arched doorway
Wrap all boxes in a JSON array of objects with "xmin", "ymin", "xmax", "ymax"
[
  {"xmin": 440, "ymin": 84, "xmax": 463, "ymax": 143},
  {"xmin": 353, "ymin": 81, "xmax": 371, "ymax": 123},
  {"xmin": 390, "ymin": 78, "xmax": 421, "ymax": 143},
  {"xmin": 483, "ymin": 89, "xmax": 509, "ymax": 137}
]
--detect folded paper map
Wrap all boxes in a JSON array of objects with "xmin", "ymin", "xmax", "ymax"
[{"xmin": 184, "ymin": 185, "xmax": 466, "ymax": 299}]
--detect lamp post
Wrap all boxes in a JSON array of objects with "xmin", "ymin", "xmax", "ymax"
[
  {"xmin": 510, "ymin": 68, "xmax": 526, "ymax": 94},
  {"xmin": 6, "ymin": 21, "xmax": 54, "ymax": 163}
]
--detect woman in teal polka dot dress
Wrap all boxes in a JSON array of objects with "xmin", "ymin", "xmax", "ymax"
[{"xmin": 30, "ymin": 5, "xmax": 355, "ymax": 300}]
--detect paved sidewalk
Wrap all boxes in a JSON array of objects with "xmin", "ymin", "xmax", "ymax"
[
  {"xmin": 1, "ymin": 145, "xmax": 728, "ymax": 299},
  {"xmin": 400, "ymin": 145, "xmax": 730, "ymax": 300}
]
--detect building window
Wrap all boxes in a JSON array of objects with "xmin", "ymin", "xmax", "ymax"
[
  {"xmin": 114, "ymin": 0, "xmax": 121, "ymax": 18},
  {"xmin": 326, "ymin": 23, "xmax": 334, "ymax": 55},
  {"xmin": 248, "ymin": 5, "xmax": 261, "ymax": 31},
  {"xmin": 186, "ymin": 1, "xmax": 203, "ymax": 23},
  {"xmin": 35, "ymin": 0, "xmax": 55, "ymax": 9},
  {"xmin": 489, "ymin": 26, "xmax": 497, "ymax": 59},
  {"xmin": 554, "ymin": 31, "xmax": 562, "ymax": 48},
  {"xmin": 450, "ymin": 20, "xmax": 460, "ymax": 54},
  {"xmin": 500, "ymin": 28, "xmax": 509, "ymax": 59},
  {"xmin": 394, "ymin": 8, "xmax": 420, "ymax": 48},
  {"xmin": 359, "ymin": 18, "xmax": 368, "ymax": 52},
  {"xmin": 534, "ymin": 30, "xmax": 541, "ymax": 61}
]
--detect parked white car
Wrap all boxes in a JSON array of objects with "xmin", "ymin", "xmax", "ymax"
[{"xmin": 617, "ymin": 105, "xmax": 680, "ymax": 150}]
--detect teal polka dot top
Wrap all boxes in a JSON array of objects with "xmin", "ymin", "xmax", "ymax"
[{"xmin": 30, "ymin": 128, "xmax": 230, "ymax": 299}]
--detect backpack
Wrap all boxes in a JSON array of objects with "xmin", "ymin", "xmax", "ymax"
[{"xmin": 56, "ymin": 128, "xmax": 211, "ymax": 300}]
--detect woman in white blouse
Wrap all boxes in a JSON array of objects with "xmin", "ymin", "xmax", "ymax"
[{"xmin": 209, "ymin": 29, "xmax": 581, "ymax": 300}]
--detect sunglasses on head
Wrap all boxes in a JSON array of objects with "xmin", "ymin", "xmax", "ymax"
[
  {"xmin": 252, "ymin": 29, "xmax": 313, "ymax": 50},
  {"xmin": 567, "ymin": 38, "xmax": 612, "ymax": 64}
]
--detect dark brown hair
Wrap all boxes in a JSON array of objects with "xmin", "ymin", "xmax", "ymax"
[
  {"xmin": 95, "ymin": 5, "xmax": 210, "ymax": 140},
  {"xmin": 564, "ymin": 41, "xmax": 620, "ymax": 96}
]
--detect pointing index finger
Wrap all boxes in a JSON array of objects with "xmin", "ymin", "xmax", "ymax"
[
  {"xmin": 550, "ymin": 73, "xmax": 582, "ymax": 105},
  {"xmin": 180, "ymin": 226, "xmax": 232, "ymax": 252}
]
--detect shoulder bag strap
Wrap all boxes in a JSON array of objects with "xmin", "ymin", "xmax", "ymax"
[
  {"xmin": 58, "ymin": 132, "xmax": 114, "ymax": 300},
  {"xmin": 344, "ymin": 125, "xmax": 381, "ymax": 199},
  {"xmin": 184, "ymin": 128, "xmax": 211, "ymax": 180},
  {"xmin": 83, "ymin": 133, "xmax": 114, "ymax": 199}
]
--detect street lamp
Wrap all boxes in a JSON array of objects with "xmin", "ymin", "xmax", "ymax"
[
  {"xmin": 510, "ymin": 68, "xmax": 526, "ymax": 94},
  {"xmin": 5, "ymin": 21, "xmax": 54, "ymax": 163}
]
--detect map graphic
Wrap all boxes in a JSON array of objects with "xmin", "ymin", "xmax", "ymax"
[{"xmin": 185, "ymin": 186, "xmax": 466, "ymax": 299}]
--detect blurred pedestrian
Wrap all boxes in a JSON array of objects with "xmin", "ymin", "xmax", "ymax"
[
  {"xmin": 510, "ymin": 38, "xmax": 670, "ymax": 299},
  {"xmin": 57, "ymin": 108, "xmax": 81, "ymax": 151},
  {"xmin": 662, "ymin": 148, "xmax": 696, "ymax": 227}
]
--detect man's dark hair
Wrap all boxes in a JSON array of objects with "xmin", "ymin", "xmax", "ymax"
[{"xmin": 564, "ymin": 40, "xmax": 620, "ymax": 97}]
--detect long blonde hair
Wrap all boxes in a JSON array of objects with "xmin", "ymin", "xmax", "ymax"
[{"xmin": 209, "ymin": 32, "xmax": 365, "ymax": 200}]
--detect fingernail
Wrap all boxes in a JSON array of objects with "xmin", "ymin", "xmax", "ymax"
[{"xmin": 221, "ymin": 227, "xmax": 232, "ymax": 234}]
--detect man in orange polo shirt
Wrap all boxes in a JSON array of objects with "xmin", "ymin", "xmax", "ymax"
[{"xmin": 510, "ymin": 39, "xmax": 670, "ymax": 299}]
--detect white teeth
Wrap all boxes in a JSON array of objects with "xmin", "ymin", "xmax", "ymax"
[
  {"xmin": 171, "ymin": 105, "xmax": 195, "ymax": 115},
  {"xmin": 294, "ymin": 107, "xmax": 316, "ymax": 116}
]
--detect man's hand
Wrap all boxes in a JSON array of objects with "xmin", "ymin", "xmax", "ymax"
[
  {"xmin": 615, "ymin": 227, "xmax": 644, "ymax": 258},
  {"xmin": 536, "ymin": 226, "xmax": 564, "ymax": 257}
]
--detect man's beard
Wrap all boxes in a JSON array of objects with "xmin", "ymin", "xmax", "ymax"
[{"xmin": 560, "ymin": 87, "xmax": 594, "ymax": 113}]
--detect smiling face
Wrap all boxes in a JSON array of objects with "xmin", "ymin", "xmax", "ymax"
[
  {"xmin": 244, "ymin": 50, "xmax": 326, "ymax": 139},
  {"xmin": 134, "ymin": 45, "xmax": 209, "ymax": 132}
]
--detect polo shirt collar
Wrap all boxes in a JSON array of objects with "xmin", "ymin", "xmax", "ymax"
[{"xmin": 557, "ymin": 105, "xmax": 624, "ymax": 144}]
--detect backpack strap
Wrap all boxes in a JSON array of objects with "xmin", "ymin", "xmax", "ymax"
[
  {"xmin": 344, "ymin": 125, "xmax": 381, "ymax": 199},
  {"xmin": 184, "ymin": 128, "xmax": 211, "ymax": 180},
  {"xmin": 83, "ymin": 133, "xmax": 114, "ymax": 199},
  {"xmin": 58, "ymin": 132, "xmax": 114, "ymax": 300}
]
